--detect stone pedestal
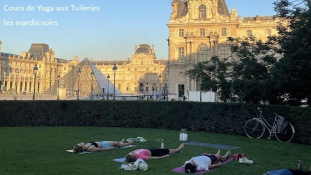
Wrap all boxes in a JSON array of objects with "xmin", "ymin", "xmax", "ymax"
[{"xmin": 59, "ymin": 87, "xmax": 66, "ymax": 100}]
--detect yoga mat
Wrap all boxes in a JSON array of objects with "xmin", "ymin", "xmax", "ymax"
[
  {"xmin": 184, "ymin": 141, "xmax": 240, "ymax": 150},
  {"xmin": 113, "ymin": 151, "xmax": 183, "ymax": 163},
  {"xmin": 172, "ymin": 157, "xmax": 233, "ymax": 174},
  {"xmin": 67, "ymin": 145, "xmax": 137, "ymax": 154}
]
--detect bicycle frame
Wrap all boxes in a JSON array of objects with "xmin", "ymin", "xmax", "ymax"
[{"xmin": 256, "ymin": 110, "xmax": 279, "ymax": 138}]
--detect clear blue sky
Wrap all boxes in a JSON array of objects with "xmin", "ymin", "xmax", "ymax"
[{"xmin": 0, "ymin": 0, "xmax": 277, "ymax": 61}]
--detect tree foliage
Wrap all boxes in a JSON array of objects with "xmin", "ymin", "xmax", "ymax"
[{"xmin": 272, "ymin": 0, "xmax": 311, "ymax": 105}]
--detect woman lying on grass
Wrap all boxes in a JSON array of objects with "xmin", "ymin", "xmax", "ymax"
[
  {"xmin": 125, "ymin": 143, "xmax": 184, "ymax": 162},
  {"xmin": 263, "ymin": 160, "xmax": 311, "ymax": 175},
  {"xmin": 184, "ymin": 150, "xmax": 231, "ymax": 173},
  {"xmin": 73, "ymin": 139, "xmax": 133, "ymax": 153}
]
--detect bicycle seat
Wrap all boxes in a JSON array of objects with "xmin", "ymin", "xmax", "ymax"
[{"xmin": 273, "ymin": 112, "xmax": 278, "ymax": 115}]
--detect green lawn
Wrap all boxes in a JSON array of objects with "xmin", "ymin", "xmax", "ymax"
[{"xmin": 0, "ymin": 127, "xmax": 310, "ymax": 175}]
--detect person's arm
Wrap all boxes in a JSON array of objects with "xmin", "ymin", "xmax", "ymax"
[
  {"xmin": 208, "ymin": 162, "xmax": 221, "ymax": 169},
  {"xmin": 146, "ymin": 154, "xmax": 170, "ymax": 160}
]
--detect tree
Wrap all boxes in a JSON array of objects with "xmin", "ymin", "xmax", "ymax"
[{"xmin": 272, "ymin": 0, "xmax": 311, "ymax": 105}]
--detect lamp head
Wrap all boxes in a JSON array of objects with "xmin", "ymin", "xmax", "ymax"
[
  {"xmin": 107, "ymin": 74, "xmax": 110, "ymax": 79},
  {"xmin": 78, "ymin": 68, "xmax": 81, "ymax": 74},
  {"xmin": 113, "ymin": 64, "xmax": 118, "ymax": 71},
  {"xmin": 33, "ymin": 65, "xmax": 38, "ymax": 74}
]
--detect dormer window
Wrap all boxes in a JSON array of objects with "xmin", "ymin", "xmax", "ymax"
[
  {"xmin": 179, "ymin": 29, "xmax": 184, "ymax": 37},
  {"xmin": 199, "ymin": 4, "xmax": 206, "ymax": 19}
]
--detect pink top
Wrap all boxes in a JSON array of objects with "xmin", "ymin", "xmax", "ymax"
[{"xmin": 134, "ymin": 149, "xmax": 151, "ymax": 161}]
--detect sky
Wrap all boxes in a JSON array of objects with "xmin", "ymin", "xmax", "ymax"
[{"xmin": 0, "ymin": 0, "xmax": 278, "ymax": 61}]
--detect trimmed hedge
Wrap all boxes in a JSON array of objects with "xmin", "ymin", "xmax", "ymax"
[{"xmin": 0, "ymin": 100, "xmax": 310, "ymax": 145}]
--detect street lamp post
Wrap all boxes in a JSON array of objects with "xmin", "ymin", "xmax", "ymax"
[
  {"xmin": 57, "ymin": 74, "xmax": 60, "ymax": 100},
  {"xmin": 77, "ymin": 68, "xmax": 81, "ymax": 100},
  {"xmin": 159, "ymin": 74, "xmax": 162, "ymax": 100},
  {"xmin": 107, "ymin": 74, "xmax": 110, "ymax": 100},
  {"xmin": 113, "ymin": 64, "xmax": 117, "ymax": 100},
  {"xmin": 32, "ymin": 65, "xmax": 38, "ymax": 100},
  {"xmin": 90, "ymin": 70, "xmax": 94, "ymax": 100}
]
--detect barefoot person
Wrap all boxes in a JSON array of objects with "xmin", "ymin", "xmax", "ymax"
[
  {"xmin": 263, "ymin": 160, "xmax": 311, "ymax": 175},
  {"xmin": 73, "ymin": 139, "xmax": 133, "ymax": 153},
  {"xmin": 184, "ymin": 150, "xmax": 231, "ymax": 173},
  {"xmin": 125, "ymin": 143, "xmax": 184, "ymax": 162}
]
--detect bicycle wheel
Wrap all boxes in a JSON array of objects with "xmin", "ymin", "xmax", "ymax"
[
  {"xmin": 275, "ymin": 123, "xmax": 295, "ymax": 142},
  {"xmin": 244, "ymin": 119, "xmax": 265, "ymax": 139}
]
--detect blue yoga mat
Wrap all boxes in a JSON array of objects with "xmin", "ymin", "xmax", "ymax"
[{"xmin": 184, "ymin": 141, "xmax": 240, "ymax": 150}]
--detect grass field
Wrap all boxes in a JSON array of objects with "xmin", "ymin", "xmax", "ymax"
[{"xmin": 1, "ymin": 127, "xmax": 310, "ymax": 175}]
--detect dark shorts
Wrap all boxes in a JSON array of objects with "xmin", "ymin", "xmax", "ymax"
[
  {"xmin": 148, "ymin": 148, "xmax": 169, "ymax": 157},
  {"xmin": 201, "ymin": 154, "xmax": 219, "ymax": 164}
]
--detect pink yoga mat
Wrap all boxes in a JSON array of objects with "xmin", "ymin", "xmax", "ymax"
[{"xmin": 171, "ymin": 157, "xmax": 233, "ymax": 174}]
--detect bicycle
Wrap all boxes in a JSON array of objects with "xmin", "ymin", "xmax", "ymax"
[{"xmin": 244, "ymin": 107, "xmax": 295, "ymax": 142}]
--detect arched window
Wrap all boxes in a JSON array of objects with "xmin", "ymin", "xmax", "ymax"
[
  {"xmin": 266, "ymin": 29, "xmax": 271, "ymax": 37},
  {"xmin": 200, "ymin": 28, "xmax": 205, "ymax": 36},
  {"xmin": 199, "ymin": 4, "xmax": 206, "ymax": 19},
  {"xmin": 197, "ymin": 44, "xmax": 208, "ymax": 62},
  {"xmin": 222, "ymin": 28, "xmax": 227, "ymax": 36},
  {"xmin": 247, "ymin": 30, "xmax": 252, "ymax": 37}
]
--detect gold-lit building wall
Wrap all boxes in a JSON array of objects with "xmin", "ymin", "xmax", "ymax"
[
  {"xmin": 166, "ymin": 0, "xmax": 283, "ymax": 100},
  {"xmin": 0, "ymin": 43, "xmax": 167, "ymax": 95},
  {"xmin": 0, "ymin": 43, "xmax": 78, "ymax": 94},
  {"xmin": 94, "ymin": 44, "xmax": 168, "ymax": 94}
]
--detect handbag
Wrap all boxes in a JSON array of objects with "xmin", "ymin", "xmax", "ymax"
[
  {"xmin": 234, "ymin": 153, "xmax": 245, "ymax": 161},
  {"xmin": 179, "ymin": 128, "xmax": 188, "ymax": 141}
]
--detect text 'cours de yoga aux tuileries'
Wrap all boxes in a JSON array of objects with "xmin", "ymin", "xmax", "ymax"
[
  {"xmin": 3, "ymin": 4, "xmax": 101, "ymax": 12},
  {"xmin": 3, "ymin": 4, "xmax": 100, "ymax": 26}
]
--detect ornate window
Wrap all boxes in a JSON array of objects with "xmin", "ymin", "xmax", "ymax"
[
  {"xmin": 197, "ymin": 43, "xmax": 208, "ymax": 62},
  {"xmin": 178, "ymin": 84, "xmax": 185, "ymax": 97},
  {"xmin": 179, "ymin": 29, "xmax": 184, "ymax": 37},
  {"xmin": 247, "ymin": 30, "xmax": 252, "ymax": 37},
  {"xmin": 200, "ymin": 28, "xmax": 205, "ymax": 36},
  {"xmin": 220, "ymin": 46, "xmax": 228, "ymax": 59},
  {"xmin": 222, "ymin": 28, "xmax": 227, "ymax": 36},
  {"xmin": 266, "ymin": 29, "xmax": 271, "ymax": 37},
  {"xmin": 178, "ymin": 47, "xmax": 185, "ymax": 63},
  {"xmin": 199, "ymin": 4, "xmax": 206, "ymax": 19}
]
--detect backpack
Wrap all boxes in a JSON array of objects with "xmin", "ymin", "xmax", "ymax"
[{"xmin": 277, "ymin": 115, "xmax": 289, "ymax": 134}]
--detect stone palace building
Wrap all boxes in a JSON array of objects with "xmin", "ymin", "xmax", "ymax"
[{"xmin": 0, "ymin": 0, "xmax": 283, "ymax": 100}]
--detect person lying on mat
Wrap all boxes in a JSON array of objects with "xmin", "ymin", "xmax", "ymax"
[
  {"xmin": 125, "ymin": 143, "xmax": 184, "ymax": 162},
  {"xmin": 263, "ymin": 160, "xmax": 311, "ymax": 175},
  {"xmin": 73, "ymin": 139, "xmax": 133, "ymax": 153},
  {"xmin": 184, "ymin": 150, "xmax": 231, "ymax": 173}
]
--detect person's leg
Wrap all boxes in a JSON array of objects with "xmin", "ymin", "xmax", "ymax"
[
  {"xmin": 218, "ymin": 150, "xmax": 231, "ymax": 162},
  {"xmin": 216, "ymin": 149, "xmax": 220, "ymax": 155},
  {"xmin": 109, "ymin": 140, "xmax": 133, "ymax": 147},
  {"xmin": 298, "ymin": 160, "xmax": 302, "ymax": 171},
  {"xmin": 168, "ymin": 143, "xmax": 184, "ymax": 154}
]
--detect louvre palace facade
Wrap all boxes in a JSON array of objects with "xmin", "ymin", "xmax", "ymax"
[
  {"xmin": 166, "ymin": 0, "xmax": 284, "ymax": 100},
  {"xmin": 0, "ymin": 0, "xmax": 283, "ymax": 100}
]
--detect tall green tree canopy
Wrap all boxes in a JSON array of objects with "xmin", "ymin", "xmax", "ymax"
[{"xmin": 272, "ymin": 0, "xmax": 311, "ymax": 105}]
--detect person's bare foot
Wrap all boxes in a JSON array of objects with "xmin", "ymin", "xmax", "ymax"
[
  {"xmin": 216, "ymin": 149, "xmax": 220, "ymax": 155},
  {"xmin": 120, "ymin": 138, "xmax": 124, "ymax": 143},
  {"xmin": 127, "ymin": 140, "xmax": 134, "ymax": 145},
  {"xmin": 225, "ymin": 150, "xmax": 231, "ymax": 157},
  {"xmin": 177, "ymin": 143, "xmax": 184, "ymax": 151},
  {"xmin": 298, "ymin": 160, "xmax": 302, "ymax": 171}
]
